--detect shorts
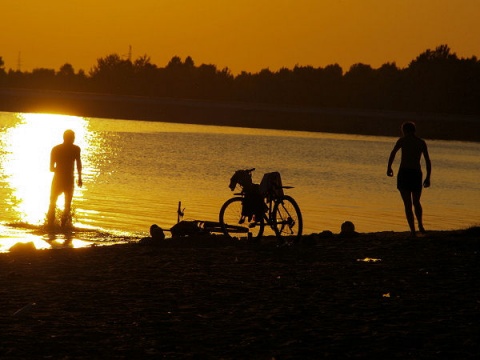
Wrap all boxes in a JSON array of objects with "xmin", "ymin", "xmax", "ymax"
[
  {"xmin": 51, "ymin": 175, "xmax": 74, "ymax": 197},
  {"xmin": 397, "ymin": 168, "xmax": 422, "ymax": 192}
]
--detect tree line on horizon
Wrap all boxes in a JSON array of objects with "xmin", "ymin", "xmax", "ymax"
[{"xmin": 0, "ymin": 44, "xmax": 479, "ymax": 116}]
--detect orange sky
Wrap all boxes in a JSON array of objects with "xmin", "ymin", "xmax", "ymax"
[{"xmin": 2, "ymin": 0, "xmax": 479, "ymax": 74}]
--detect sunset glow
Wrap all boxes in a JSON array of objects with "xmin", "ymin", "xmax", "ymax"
[
  {"xmin": 2, "ymin": 1, "xmax": 479, "ymax": 74},
  {"xmin": 0, "ymin": 113, "xmax": 89, "ymax": 225}
]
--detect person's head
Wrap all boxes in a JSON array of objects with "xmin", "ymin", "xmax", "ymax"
[
  {"xmin": 63, "ymin": 129, "xmax": 75, "ymax": 144},
  {"xmin": 401, "ymin": 121, "xmax": 416, "ymax": 135}
]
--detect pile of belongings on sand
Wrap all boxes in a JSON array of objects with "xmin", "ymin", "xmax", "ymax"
[{"xmin": 139, "ymin": 221, "xmax": 212, "ymax": 245}]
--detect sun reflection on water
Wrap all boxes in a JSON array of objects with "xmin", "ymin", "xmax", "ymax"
[
  {"xmin": 1, "ymin": 113, "xmax": 90, "ymax": 226},
  {"xmin": 0, "ymin": 223, "xmax": 94, "ymax": 252}
]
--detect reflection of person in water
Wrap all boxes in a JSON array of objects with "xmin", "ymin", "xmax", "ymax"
[
  {"xmin": 47, "ymin": 130, "xmax": 83, "ymax": 228},
  {"xmin": 387, "ymin": 121, "xmax": 431, "ymax": 236}
]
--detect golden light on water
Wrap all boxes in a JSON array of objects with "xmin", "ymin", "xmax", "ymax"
[
  {"xmin": 0, "ymin": 229, "xmax": 92, "ymax": 252},
  {"xmin": 1, "ymin": 113, "xmax": 89, "ymax": 225}
]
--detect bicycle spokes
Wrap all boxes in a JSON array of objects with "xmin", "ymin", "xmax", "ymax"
[
  {"xmin": 273, "ymin": 195, "xmax": 303, "ymax": 243},
  {"xmin": 219, "ymin": 197, "xmax": 265, "ymax": 240},
  {"xmin": 276, "ymin": 209, "xmax": 295, "ymax": 234}
]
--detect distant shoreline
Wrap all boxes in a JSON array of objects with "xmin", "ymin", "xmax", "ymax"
[{"xmin": 1, "ymin": 88, "xmax": 479, "ymax": 142}]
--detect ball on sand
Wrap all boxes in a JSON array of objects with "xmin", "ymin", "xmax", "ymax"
[{"xmin": 341, "ymin": 221, "xmax": 355, "ymax": 234}]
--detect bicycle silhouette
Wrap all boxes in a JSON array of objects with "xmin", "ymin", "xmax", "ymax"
[{"xmin": 219, "ymin": 168, "xmax": 303, "ymax": 244}]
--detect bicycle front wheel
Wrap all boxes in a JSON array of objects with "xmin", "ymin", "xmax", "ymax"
[
  {"xmin": 273, "ymin": 195, "xmax": 303, "ymax": 244},
  {"xmin": 219, "ymin": 197, "xmax": 264, "ymax": 241}
]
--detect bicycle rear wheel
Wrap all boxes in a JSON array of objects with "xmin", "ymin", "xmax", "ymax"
[
  {"xmin": 273, "ymin": 195, "xmax": 303, "ymax": 244},
  {"xmin": 219, "ymin": 197, "xmax": 264, "ymax": 241}
]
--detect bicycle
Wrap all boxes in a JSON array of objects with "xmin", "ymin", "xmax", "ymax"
[
  {"xmin": 168, "ymin": 201, "xmax": 249, "ymax": 237},
  {"xmin": 219, "ymin": 168, "xmax": 303, "ymax": 244}
]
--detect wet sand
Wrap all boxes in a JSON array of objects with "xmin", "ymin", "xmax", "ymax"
[{"xmin": 1, "ymin": 229, "xmax": 479, "ymax": 359}]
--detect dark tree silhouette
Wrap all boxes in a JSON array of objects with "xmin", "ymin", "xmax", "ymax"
[
  {"xmin": 131, "ymin": 55, "xmax": 159, "ymax": 96},
  {"xmin": 89, "ymin": 54, "xmax": 134, "ymax": 94},
  {"xmin": 0, "ymin": 45, "xmax": 479, "ymax": 116},
  {"xmin": 0, "ymin": 56, "xmax": 5, "ymax": 85}
]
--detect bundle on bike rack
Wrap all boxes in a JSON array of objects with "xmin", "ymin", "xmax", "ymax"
[{"xmin": 260, "ymin": 172, "xmax": 284, "ymax": 200}]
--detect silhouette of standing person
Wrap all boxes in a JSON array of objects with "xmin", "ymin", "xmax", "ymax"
[
  {"xmin": 387, "ymin": 121, "xmax": 431, "ymax": 236},
  {"xmin": 47, "ymin": 129, "xmax": 83, "ymax": 228}
]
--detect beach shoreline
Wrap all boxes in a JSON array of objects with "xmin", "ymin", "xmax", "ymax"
[{"xmin": 1, "ymin": 228, "xmax": 479, "ymax": 358}]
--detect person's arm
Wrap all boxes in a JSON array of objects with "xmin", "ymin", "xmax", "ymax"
[
  {"xmin": 387, "ymin": 140, "xmax": 401, "ymax": 176},
  {"xmin": 50, "ymin": 148, "xmax": 56, "ymax": 172},
  {"xmin": 422, "ymin": 141, "xmax": 431, "ymax": 188},
  {"xmin": 76, "ymin": 148, "xmax": 83, "ymax": 187}
]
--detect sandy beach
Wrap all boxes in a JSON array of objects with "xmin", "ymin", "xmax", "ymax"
[{"xmin": 0, "ymin": 229, "xmax": 479, "ymax": 359}]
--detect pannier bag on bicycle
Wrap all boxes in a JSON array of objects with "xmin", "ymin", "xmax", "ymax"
[
  {"xmin": 260, "ymin": 172, "xmax": 284, "ymax": 200},
  {"xmin": 242, "ymin": 184, "xmax": 265, "ymax": 221}
]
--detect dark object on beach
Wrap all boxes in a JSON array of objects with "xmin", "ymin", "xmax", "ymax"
[
  {"xmin": 318, "ymin": 230, "xmax": 334, "ymax": 238},
  {"xmin": 170, "ymin": 220, "xmax": 210, "ymax": 238},
  {"xmin": 9, "ymin": 241, "xmax": 37, "ymax": 252},
  {"xmin": 138, "ymin": 224, "xmax": 165, "ymax": 245},
  {"xmin": 150, "ymin": 224, "xmax": 165, "ymax": 240},
  {"xmin": 339, "ymin": 221, "xmax": 358, "ymax": 237}
]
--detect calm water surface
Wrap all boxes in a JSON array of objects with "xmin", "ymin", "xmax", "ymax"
[{"xmin": 1, "ymin": 111, "xmax": 479, "ymax": 250}]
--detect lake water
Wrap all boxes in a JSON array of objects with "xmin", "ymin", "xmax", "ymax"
[{"xmin": 1, "ymin": 111, "xmax": 479, "ymax": 251}]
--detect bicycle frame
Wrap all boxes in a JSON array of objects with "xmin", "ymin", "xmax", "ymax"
[
  {"xmin": 221, "ymin": 168, "xmax": 303, "ymax": 243},
  {"xmin": 235, "ymin": 189, "xmax": 288, "ymax": 231}
]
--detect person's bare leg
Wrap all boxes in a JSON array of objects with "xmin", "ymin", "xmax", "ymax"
[
  {"xmin": 400, "ymin": 190, "xmax": 416, "ymax": 235},
  {"xmin": 62, "ymin": 190, "xmax": 73, "ymax": 227},
  {"xmin": 412, "ymin": 191, "xmax": 425, "ymax": 233},
  {"xmin": 47, "ymin": 190, "xmax": 60, "ymax": 227},
  {"xmin": 47, "ymin": 202, "xmax": 56, "ymax": 227}
]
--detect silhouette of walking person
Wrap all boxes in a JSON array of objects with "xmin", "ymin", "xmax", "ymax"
[
  {"xmin": 387, "ymin": 121, "xmax": 431, "ymax": 236},
  {"xmin": 47, "ymin": 129, "xmax": 83, "ymax": 229}
]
